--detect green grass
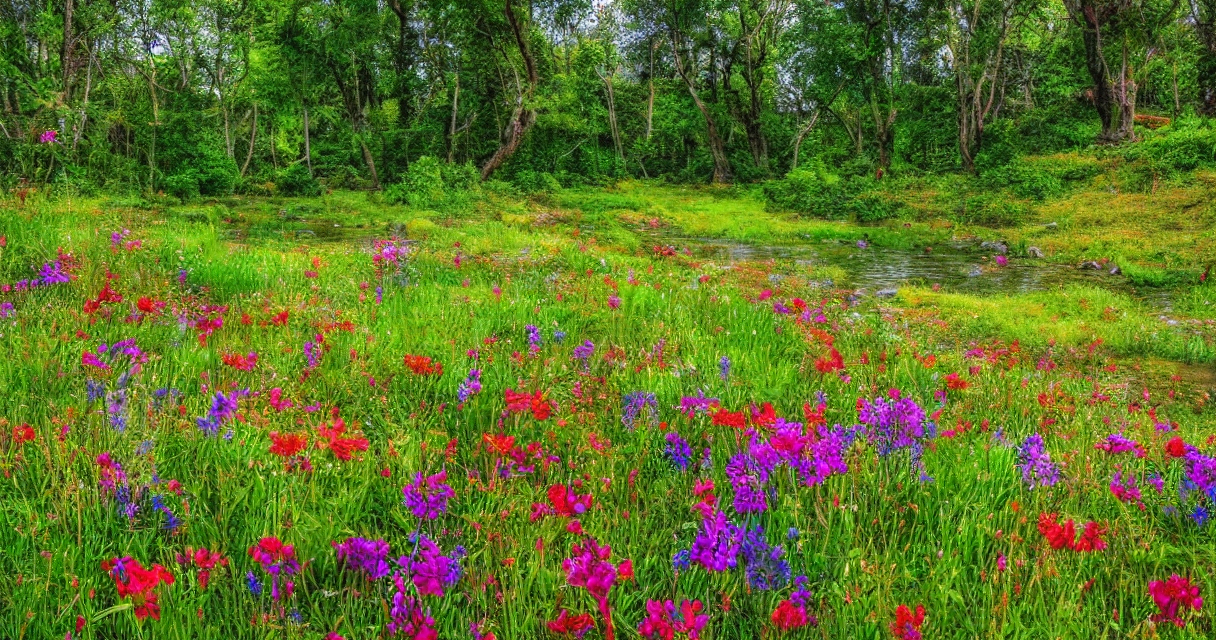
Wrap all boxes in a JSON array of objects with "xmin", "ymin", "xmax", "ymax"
[{"xmin": 0, "ymin": 184, "xmax": 1214, "ymax": 640}]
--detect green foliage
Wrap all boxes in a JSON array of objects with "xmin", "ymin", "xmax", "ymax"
[
  {"xmin": 763, "ymin": 167, "xmax": 904, "ymax": 222},
  {"xmin": 384, "ymin": 157, "xmax": 480, "ymax": 208},
  {"xmin": 1124, "ymin": 121, "xmax": 1216, "ymax": 174},
  {"xmin": 274, "ymin": 163, "xmax": 322, "ymax": 197},
  {"xmin": 957, "ymin": 193, "xmax": 1034, "ymax": 227}
]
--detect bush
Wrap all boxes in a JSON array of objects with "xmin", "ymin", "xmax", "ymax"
[
  {"xmin": 762, "ymin": 166, "xmax": 851, "ymax": 219},
  {"xmin": 384, "ymin": 156, "xmax": 479, "ymax": 207},
  {"xmin": 512, "ymin": 169, "xmax": 563, "ymax": 194},
  {"xmin": 1124, "ymin": 123, "xmax": 1216, "ymax": 174},
  {"xmin": 851, "ymin": 191, "xmax": 903, "ymax": 223},
  {"xmin": 275, "ymin": 163, "xmax": 322, "ymax": 197}
]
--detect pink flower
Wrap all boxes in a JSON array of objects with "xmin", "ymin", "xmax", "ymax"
[{"xmin": 1149, "ymin": 575, "xmax": 1203, "ymax": 628}]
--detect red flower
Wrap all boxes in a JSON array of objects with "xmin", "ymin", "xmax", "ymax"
[
  {"xmin": 1038, "ymin": 513, "xmax": 1106, "ymax": 552},
  {"xmin": 100, "ymin": 557, "xmax": 175, "ymax": 621},
  {"xmin": 945, "ymin": 372, "xmax": 969, "ymax": 390},
  {"xmin": 1165, "ymin": 437, "xmax": 1188, "ymax": 458},
  {"xmin": 547, "ymin": 484, "xmax": 594, "ymax": 517},
  {"xmin": 815, "ymin": 348, "xmax": 844, "ymax": 374},
  {"xmin": 547, "ymin": 610, "xmax": 595, "ymax": 637},
  {"xmin": 269, "ymin": 432, "xmax": 308, "ymax": 458},
  {"xmin": 530, "ymin": 392, "xmax": 553, "ymax": 421},
  {"xmin": 136, "ymin": 297, "xmax": 165, "ymax": 314},
  {"xmin": 771, "ymin": 600, "xmax": 810, "ymax": 632},
  {"xmin": 83, "ymin": 280, "xmax": 123, "ymax": 314},
  {"xmin": 711, "ymin": 409, "xmax": 747, "ymax": 429},
  {"xmin": 314, "ymin": 416, "xmax": 369, "ymax": 461},
  {"xmin": 221, "ymin": 351, "xmax": 258, "ymax": 371},
  {"xmin": 889, "ymin": 604, "xmax": 925, "ymax": 640},
  {"xmin": 403, "ymin": 354, "xmax": 443, "ymax": 376},
  {"xmin": 750, "ymin": 402, "xmax": 777, "ymax": 428},
  {"xmin": 12, "ymin": 423, "xmax": 34, "ymax": 445},
  {"xmin": 617, "ymin": 559, "xmax": 634, "ymax": 583}
]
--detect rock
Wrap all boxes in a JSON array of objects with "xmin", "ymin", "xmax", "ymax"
[
  {"xmin": 876, "ymin": 288, "xmax": 899, "ymax": 298},
  {"xmin": 1080, "ymin": 261, "xmax": 1103, "ymax": 270},
  {"xmin": 1044, "ymin": 222, "xmax": 1059, "ymax": 230},
  {"xmin": 1026, "ymin": 246, "xmax": 1044, "ymax": 258},
  {"xmin": 980, "ymin": 241, "xmax": 1009, "ymax": 254},
  {"xmin": 1109, "ymin": 265, "xmax": 1122, "ymax": 275},
  {"xmin": 968, "ymin": 266, "xmax": 983, "ymax": 277},
  {"xmin": 295, "ymin": 229, "xmax": 317, "ymax": 237}
]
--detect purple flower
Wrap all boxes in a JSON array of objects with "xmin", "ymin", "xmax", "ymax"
[
  {"xmin": 719, "ymin": 355, "xmax": 731, "ymax": 381},
  {"xmin": 741, "ymin": 527, "xmax": 790, "ymax": 591},
  {"xmin": 664, "ymin": 431, "xmax": 693, "ymax": 471},
  {"xmin": 1017, "ymin": 433, "xmax": 1060, "ymax": 489},
  {"xmin": 858, "ymin": 390, "xmax": 928, "ymax": 456},
  {"xmin": 397, "ymin": 534, "xmax": 462, "ymax": 596},
  {"xmin": 678, "ymin": 390, "xmax": 719, "ymax": 418},
  {"xmin": 388, "ymin": 572, "xmax": 437, "ymax": 636},
  {"xmin": 197, "ymin": 390, "xmax": 243, "ymax": 436},
  {"xmin": 525, "ymin": 324, "xmax": 541, "ymax": 355},
  {"xmin": 333, "ymin": 537, "xmax": 391, "ymax": 579},
  {"xmin": 622, "ymin": 391, "xmax": 659, "ymax": 431},
  {"xmin": 457, "ymin": 369, "xmax": 482, "ymax": 403},
  {"xmin": 572, "ymin": 340, "xmax": 595, "ymax": 368},
  {"xmin": 402, "ymin": 470, "xmax": 455, "ymax": 520},
  {"xmin": 688, "ymin": 510, "xmax": 742, "ymax": 572}
]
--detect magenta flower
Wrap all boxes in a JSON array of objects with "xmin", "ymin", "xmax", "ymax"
[
  {"xmin": 563, "ymin": 536, "xmax": 619, "ymax": 639},
  {"xmin": 402, "ymin": 470, "xmax": 454, "ymax": 520},
  {"xmin": 1149, "ymin": 575, "xmax": 1203, "ymax": 627}
]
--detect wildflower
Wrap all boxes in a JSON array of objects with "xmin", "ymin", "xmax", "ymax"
[
  {"xmin": 333, "ymin": 537, "xmax": 391, "ymax": 579},
  {"xmin": 397, "ymin": 534, "xmax": 463, "ymax": 596},
  {"xmin": 679, "ymin": 390, "xmax": 720, "ymax": 418},
  {"xmin": 572, "ymin": 340, "xmax": 595, "ymax": 368},
  {"xmin": 541, "ymin": 484, "xmax": 594, "ymax": 518},
  {"xmin": 221, "ymin": 352, "xmax": 258, "ymax": 371},
  {"xmin": 664, "ymin": 431, "xmax": 693, "ymax": 471},
  {"xmin": 741, "ymin": 527, "xmax": 791, "ymax": 591},
  {"xmin": 174, "ymin": 547, "xmax": 228, "ymax": 590},
  {"xmin": 245, "ymin": 571, "xmax": 262, "ymax": 595},
  {"xmin": 268, "ymin": 388, "xmax": 294, "ymax": 411},
  {"xmin": 1149, "ymin": 575, "xmax": 1203, "ymax": 628},
  {"xmin": 101, "ymin": 557, "xmax": 175, "ymax": 621},
  {"xmin": 719, "ymin": 355, "xmax": 731, "ymax": 381},
  {"xmin": 314, "ymin": 415, "xmax": 369, "ymax": 461},
  {"xmin": 638, "ymin": 599, "xmax": 708, "ymax": 639},
  {"xmin": 402, "ymin": 470, "xmax": 455, "ymax": 520},
  {"xmin": 196, "ymin": 390, "xmax": 242, "ymax": 436},
  {"xmin": 403, "ymin": 354, "xmax": 443, "ymax": 376},
  {"xmin": 889, "ymin": 604, "xmax": 925, "ymax": 640},
  {"xmin": 688, "ymin": 510, "xmax": 742, "ymax": 571},
  {"xmin": 622, "ymin": 392, "xmax": 660, "ymax": 430},
  {"xmin": 457, "ymin": 369, "xmax": 482, "ymax": 403},
  {"xmin": 858, "ymin": 390, "xmax": 929, "ymax": 456},
  {"xmin": 1037, "ymin": 513, "xmax": 1106, "ymax": 552},
  {"xmin": 562, "ymin": 537, "xmax": 618, "ymax": 638},
  {"xmin": 388, "ymin": 571, "xmax": 438, "ymax": 639},
  {"xmin": 247, "ymin": 537, "xmax": 300, "ymax": 601},
  {"xmin": 1095, "ymin": 433, "xmax": 1146, "ymax": 457},
  {"xmin": 525, "ymin": 324, "xmax": 542, "ymax": 354},
  {"xmin": 1109, "ymin": 471, "xmax": 1142, "ymax": 505},
  {"xmin": 1016, "ymin": 433, "xmax": 1060, "ymax": 489},
  {"xmin": 607, "ymin": 293, "xmax": 621, "ymax": 309},
  {"xmin": 267, "ymin": 432, "xmax": 308, "ymax": 460},
  {"xmin": 995, "ymin": 255, "xmax": 1009, "ymax": 267},
  {"xmin": 944, "ymin": 372, "xmax": 969, "ymax": 390},
  {"xmin": 547, "ymin": 610, "xmax": 595, "ymax": 638},
  {"xmin": 12, "ymin": 423, "xmax": 34, "ymax": 445},
  {"xmin": 771, "ymin": 599, "xmax": 811, "ymax": 632},
  {"xmin": 815, "ymin": 348, "xmax": 844, "ymax": 374},
  {"xmin": 1165, "ymin": 436, "xmax": 1189, "ymax": 458}
]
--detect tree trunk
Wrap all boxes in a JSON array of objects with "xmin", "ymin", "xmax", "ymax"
[
  {"xmin": 481, "ymin": 0, "xmax": 538, "ymax": 180},
  {"xmin": 241, "ymin": 104, "xmax": 257, "ymax": 177},
  {"xmin": 671, "ymin": 32, "xmax": 732, "ymax": 184},
  {"xmin": 360, "ymin": 136, "xmax": 380, "ymax": 189},
  {"xmin": 645, "ymin": 40, "xmax": 657, "ymax": 140},
  {"xmin": 448, "ymin": 73, "xmax": 460, "ymax": 163},
  {"xmin": 62, "ymin": 0, "xmax": 74, "ymax": 98},
  {"xmin": 597, "ymin": 66, "xmax": 624, "ymax": 163},
  {"xmin": 1068, "ymin": 0, "xmax": 1134, "ymax": 142},
  {"xmin": 302, "ymin": 104, "xmax": 313, "ymax": 177}
]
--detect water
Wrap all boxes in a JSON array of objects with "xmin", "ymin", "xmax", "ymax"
[{"xmin": 651, "ymin": 234, "xmax": 1176, "ymax": 307}]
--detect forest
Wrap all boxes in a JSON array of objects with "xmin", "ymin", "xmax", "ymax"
[{"xmin": 4, "ymin": 0, "xmax": 1216, "ymax": 196}]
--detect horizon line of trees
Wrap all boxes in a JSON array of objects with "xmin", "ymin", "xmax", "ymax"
[{"xmin": 3, "ymin": 0, "xmax": 1216, "ymax": 195}]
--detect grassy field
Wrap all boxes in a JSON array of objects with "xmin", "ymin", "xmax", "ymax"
[{"xmin": 1, "ymin": 180, "xmax": 1214, "ymax": 639}]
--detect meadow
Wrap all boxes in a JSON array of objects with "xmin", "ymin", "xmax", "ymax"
[{"xmin": 1, "ymin": 179, "xmax": 1214, "ymax": 640}]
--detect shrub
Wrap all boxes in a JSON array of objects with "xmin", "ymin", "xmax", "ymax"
[
  {"xmin": 385, "ymin": 156, "xmax": 479, "ymax": 207},
  {"xmin": 850, "ymin": 191, "xmax": 903, "ymax": 223},
  {"xmin": 275, "ymin": 163, "xmax": 322, "ymax": 197},
  {"xmin": 512, "ymin": 170, "xmax": 563, "ymax": 195},
  {"xmin": 762, "ymin": 166, "xmax": 850, "ymax": 219},
  {"xmin": 1124, "ymin": 123, "xmax": 1216, "ymax": 174}
]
